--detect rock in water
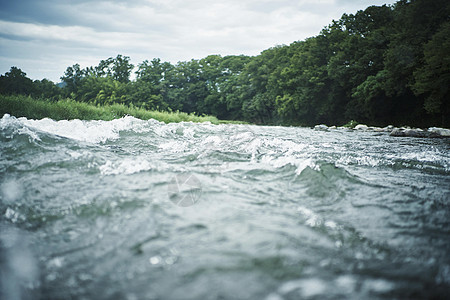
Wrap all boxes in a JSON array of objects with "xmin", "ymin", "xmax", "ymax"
[
  {"xmin": 390, "ymin": 127, "xmax": 450, "ymax": 138},
  {"xmin": 314, "ymin": 124, "xmax": 329, "ymax": 131},
  {"xmin": 390, "ymin": 128, "xmax": 427, "ymax": 137},
  {"xmin": 390, "ymin": 128, "xmax": 405, "ymax": 137},
  {"xmin": 404, "ymin": 129, "xmax": 428, "ymax": 138},
  {"xmin": 428, "ymin": 127, "xmax": 450, "ymax": 137},
  {"xmin": 354, "ymin": 124, "xmax": 369, "ymax": 131}
]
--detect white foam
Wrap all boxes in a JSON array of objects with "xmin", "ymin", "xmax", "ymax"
[
  {"xmin": 1, "ymin": 179, "xmax": 23, "ymax": 203},
  {"xmin": 149, "ymin": 256, "xmax": 162, "ymax": 265},
  {"xmin": 1, "ymin": 114, "xmax": 41, "ymax": 141},
  {"xmin": 297, "ymin": 206, "xmax": 340, "ymax": 230},
  {"xmin": 324, "ymin": 220, "xmax": 338, "ymax": 229},
  {"xmin": 159, "ymin": 140, "xmax": 190, "ymax": 153},
  {"xmin": 335, "ymin": 275, "xmax": 357, "ymax": 290},
  {"xmin": 5, "ymin": 207, "xmax": 24, "ymax": 223},
  {"xmin": 22, "ymin": 117, "xmax": 123, "ymax": 143},
  {"xmin": 202, "ymin": 135, "xmax": 224, "ymax": 147},
  {"xmin": 48, "ymin": 257, "xmax": 64, "ymax": 268},
  {"xmin": 99, "ymin": 158, "xmax": 154, "ymax": 175},
  {"xmin": 297, "ymin": 206, "xmax": 322, "ymax": 227},
  {"xmin": 278, "ymin": 278, "xmax": 326, "ymax": 297},
  {"xmin": 260, "ymin": 156, "xmax": 314, "ymax": 175},
  {"xmin": 362, "ymin": 279, "xmax": 394, "ymax": 293},
  {"xmin": 7, "ymin": 115, "xmax": 153, "ymax": 144},
  {"xmin": 0, "ymin": 113, "xmax": 14, "ymax": 128}
]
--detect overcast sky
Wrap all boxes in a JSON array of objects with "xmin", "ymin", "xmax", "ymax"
[{"xmin": 0, "ymin": 0, "xmax": 396, "ymax": 82}]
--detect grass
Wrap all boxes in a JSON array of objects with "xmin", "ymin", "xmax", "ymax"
[
  {"xmin": 0, "ymin": 94, "xmax": 219, "ymax": 124},
  {"xmin": 342, "ymin": 120, "xmax": 359, "ymax": 128}
]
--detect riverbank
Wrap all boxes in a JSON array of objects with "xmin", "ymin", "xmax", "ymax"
[
  {"xmin": 0, "ymin": 94, "xmax": 219, "ymax": 124},
  {"xmin": 314, "ymin": 123, "xmax": 450, "ymax": 138}
]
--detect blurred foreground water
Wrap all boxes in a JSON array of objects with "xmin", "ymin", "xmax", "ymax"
[{"xmin": 1, "ymin": 114, "xmax": 449, "ymax": 299}]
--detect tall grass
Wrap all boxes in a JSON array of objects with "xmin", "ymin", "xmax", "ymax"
[{"xmin": 0, "ymin": 94, "xmax": 219, "ymax": 124}]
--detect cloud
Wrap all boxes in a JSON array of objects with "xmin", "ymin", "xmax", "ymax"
[{"xmin": 0, "ymin": 0, "xmax": 397, "ymax": 81}]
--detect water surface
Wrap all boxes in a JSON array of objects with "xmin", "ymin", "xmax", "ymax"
[{"xmin": 1, "ymin": 114, "xmax": 449, "ymax": 299}]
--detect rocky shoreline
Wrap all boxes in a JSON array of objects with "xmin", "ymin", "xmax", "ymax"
[{"xmin": 314, "ymin": 124, "xmax": 450, "ymax": 138}]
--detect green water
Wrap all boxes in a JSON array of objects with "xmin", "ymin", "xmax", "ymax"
[{"xmin": 1, "ymin": 114, "xmax": 449, "ymax": 299}]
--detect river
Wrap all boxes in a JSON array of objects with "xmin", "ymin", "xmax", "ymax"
[{"xmin": 1, "ymin": 114, "xmax": 449, "ymax": 299}]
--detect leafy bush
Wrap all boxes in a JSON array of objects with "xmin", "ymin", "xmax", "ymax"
[{"xmin": 342, "ymin": 120, "xmax": 359, "ymax": 128}]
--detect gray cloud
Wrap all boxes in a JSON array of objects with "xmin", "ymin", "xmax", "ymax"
[{"xmin": 0, "ymin": 0, "xmax": 397, "ymax": 82}]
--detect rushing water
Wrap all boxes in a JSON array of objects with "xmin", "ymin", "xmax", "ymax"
[{"xmin": 0, "ymin": 114, "xmax": 449, "ymax": 299}]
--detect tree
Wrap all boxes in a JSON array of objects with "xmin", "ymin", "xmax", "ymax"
[
  {"xmin": 60, "ymin": 63, "xmax": 85, "ymax": 95},
  {"xmin": 111, "ymin": 55, "xmax": 134, "ymax": 83},
  {"xmin": 0, "ymin": 67, "xmax": 35, "ymax": 95},
  {"xmin": 413, "ymin": 22, "xmax": 450, "ymax": 126},
  {"xmin": 95, "ymin": 55, "xmax": 134, "ymax": 83},
  {"xmin": 383, "ymin": 0, "xmax": 450, "ymax": 97},
  {"xmin": 33, "ymin": 79, "xmax": 61, "ymax": 100}
]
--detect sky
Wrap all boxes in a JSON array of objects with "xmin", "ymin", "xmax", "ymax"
[{"xmin": 0, "ymin": 0, "xmax": 397, "ymax": 82}]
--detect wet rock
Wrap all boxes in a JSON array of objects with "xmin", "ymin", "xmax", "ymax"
[
  {"xmin": 314, "ymin": 124, "xmax": 329, "ymax": 131},
  {"xmin": 404, "ymin": 129, "xmax": 428, "ymax": 138},
  {"xmin": 428, "ymin": 127, "xmax": 450, "ymax": 137},
  {"xmin": 319, "ymin": 123, "xmax": 449, "ymax": 138},
  {"xmin": 354, "ymin": 124, "xmax": 368, "ymax": 131},
  {"xmin": 390, "ymin": 128, "xmax": 428, "ymax": 138},
  {"xmin": 390, "ymin": 127, "xmax": 450, "ymax": 138},
  {"xmin": 389, "ymin": 128, "xmax": 405, "ymax": 137},
  {"xmin": 337, "ymin": 126, "xmax": 353, "ymax": 131}
]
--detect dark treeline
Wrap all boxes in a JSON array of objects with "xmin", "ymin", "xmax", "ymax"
[{"xmin": 1, "ymin": 0, "xmax": 449, "ymax": 127}]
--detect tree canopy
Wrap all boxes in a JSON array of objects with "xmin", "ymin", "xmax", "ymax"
[{"xmin": 1, "ymin": 0, "xmax": 449, "ymax": 127}]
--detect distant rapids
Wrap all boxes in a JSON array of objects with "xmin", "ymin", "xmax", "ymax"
[{"xmin": 1, "ymin": 114, "xmax": 449, "ymax": 299}]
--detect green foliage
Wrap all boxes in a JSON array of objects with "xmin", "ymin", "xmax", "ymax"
[
  {"xmin": 60, "ymin": 63, "xmax": 85, "ymax": 94},
  {"xmin": 412, "ymin": 22, "xmax": 450, "ymax": 125},
  {"xmin": 342, "ymin": 120, "xmax": 359, "ymax": 128},
  {"xmin": 0, "ymin": 67, "xmax": 35, "ymax": 95},
  {"xmin": 33, "ymin": 78, "xmax": 61, "ymax": 100},
  {"xmin": 0, "ymin": 94, "xmax": 219, "ymax": 124}
]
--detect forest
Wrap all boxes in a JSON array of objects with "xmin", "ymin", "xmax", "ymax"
[{"xmin": 1, "ymin": 0, "xmax": 449, "ymax": 127}]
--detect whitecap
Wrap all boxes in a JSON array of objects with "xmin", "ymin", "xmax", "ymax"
[
  {"xmin": 0, "ymin": 114, "xmax": 41, "ymax": 141},
  {"xmin": 4, "ymin": 207, "xmax": 25, "ymax": 223},
  {"xmin": 278, "ymin": 278, "xmax": 327, "ymax": 297},
  {"xmin": 17, "ymin": 115, "xmax": 149, "ymax": 144},
  {"xmin": 159, "ymin": 141, "xmax": 190, "ymax": 153},
  {"xmin": 99, "ymin": 158, "xmax": 154, "ymax": 175}
]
